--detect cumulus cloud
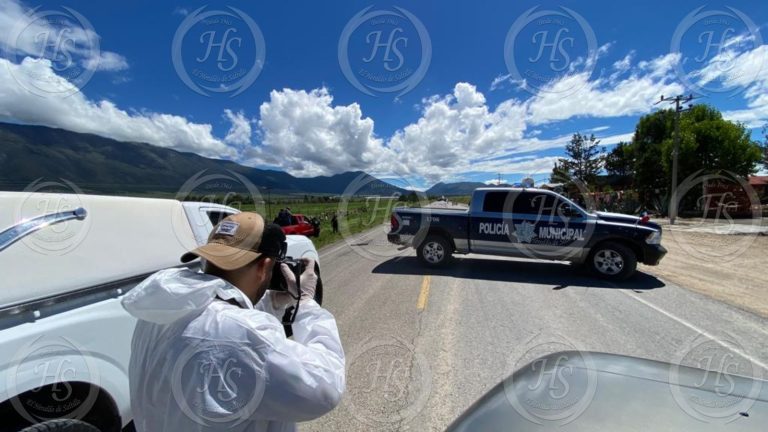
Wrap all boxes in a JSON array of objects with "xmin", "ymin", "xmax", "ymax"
[
  {"xmin": 724, "ymin": 88, "xmax": 768, "ymax": 128},
  {"xmin": 476, "ymin": 156, "xmax": 562, "ymax": 178},
  {"xmin": 249, "ymin": 87, "xmax": 392, "ymax": 177},
  {"xmin": 526, "ymin": 53, "xmax": 685, "ymax": 125},
  {"xmin": 0, "ymin": 57, "xmax": 236, "ymax": 158},
  {"xmin": 82, "ymin": 51, "xmax": 129, "ymax": 72},
  {"xmin": 0, "ymin": 0, "xmax": 128, "ymax": 75},
  {"xmin": 490, "ymin": 73, "xmax": 526, "ymax": 91},
  {"xmin": 612, "ymin": 51, "xmax": 634, "ymax": 73},
  {"xmin": 600, "ymin": 132, "xmax": 635, "ymax": 145},
  {"xmin": 706, "ymin": 44, "xmax": 768, "ymax": 128},
  {"xmin": 386, "ymin": 67, "xmax": 667, "ymax": 182},
  {"xmin": 585, "ymin": 125, "xmax": 610, "ymax": 133},
  {"xmin": 243, "ymin": 48, "xmax": 687, "ymax": 183},
  {"xmin": 223, "ymin": 109, "xmax": 253, "ymax": 147},
  {"xmin": 376, "ymin": 48, "xmax": 701, "ymax": 182},
  {"xmin": 387, "ymin": 83, "xmax": 529, "ymax": 182}
]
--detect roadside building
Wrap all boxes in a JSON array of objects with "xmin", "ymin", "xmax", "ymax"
[{"xmin": 749, "ymin": 175, "xmax": 768, "ymax": 201}]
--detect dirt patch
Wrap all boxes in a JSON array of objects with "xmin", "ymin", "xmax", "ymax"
[{"xmin": 641, "ymin": 229, "xmax": 768, "ymax": 318}]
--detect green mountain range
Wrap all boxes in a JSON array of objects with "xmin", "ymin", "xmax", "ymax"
[
  {"xmin": 425, "ymin": 181, "xmax": 490, "ymax": 196},
  {"xmin": 0, "ymin": 122, "xmax": 411, "ymax": 197}
]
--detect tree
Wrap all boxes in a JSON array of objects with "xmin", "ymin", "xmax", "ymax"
[
  {"xmin": 604, "ymin": 141, "xmax": 635, "ymax": 177},
  {"xmin": 632, "ymin": 109, "xmax": 675, "ymax": 203},
  {"xmin": 550, "ymin": 160, "xmax": 568, "ymax": 183},
  {"xmin": 762, "ymin": 124, "xmax": 768, "ymax": 168},
  {"xmin": 550, "ymin": 133, "xmax": 604, "ymax": 185},
  {"xmin": 632, "ymin": 104, "xmax": 762, "ymax": 207}
]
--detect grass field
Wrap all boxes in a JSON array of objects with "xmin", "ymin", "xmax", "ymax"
[{"xmin": 240, "ymin": 197, "xmax": 408, "ymax": 250}]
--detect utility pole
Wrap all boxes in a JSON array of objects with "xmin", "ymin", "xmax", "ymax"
[
  {"xmin": 497, "ymin": 173, "xmax": 503, "ymax": 185},
  {"xmin": 655, "ymin": 94, "xmax": 695, "ymax": 225}
]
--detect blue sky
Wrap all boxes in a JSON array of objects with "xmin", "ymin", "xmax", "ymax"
[{"xmin": 0, "ymin": 0, "xmax": 766, "ymax": 190}]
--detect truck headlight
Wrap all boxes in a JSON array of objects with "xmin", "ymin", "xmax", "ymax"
[{"xmin": 645, "ymin": 231, "xmax": 661, "ymax": 245}]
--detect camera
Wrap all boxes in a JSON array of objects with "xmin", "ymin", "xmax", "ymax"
[
  {"xmin": 268, "ymin": 257, "xmax": 304, "ymax": 293},
  {"xmin": 268, "ymin": 257, "xmax": 304, "ymax": 327}
]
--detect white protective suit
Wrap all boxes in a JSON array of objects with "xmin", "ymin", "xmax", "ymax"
[{"xmin": 121, "ymin": 268, "xmax": 345, "ymax": 432}]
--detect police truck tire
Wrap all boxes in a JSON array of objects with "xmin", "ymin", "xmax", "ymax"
[
  {"xmin": 18, "ymin": 419, "xmax": 101, "ymax": 432},
  {"xmin": 417, "ymin": 235, "xmax": 452, "ymax": 267},
  {"xmin": 588, "ymin": 241, "xmax": 637, "ymax": 280}
]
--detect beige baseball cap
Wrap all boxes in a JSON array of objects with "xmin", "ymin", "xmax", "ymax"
[{"xmin": 181, "ymin": 212, "xmax": 286, "ymax": 271}]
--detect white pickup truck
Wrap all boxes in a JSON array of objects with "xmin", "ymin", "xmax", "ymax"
[{"xmin": 0, "ymin": 192, "xmax": 322, "ymax": 432}]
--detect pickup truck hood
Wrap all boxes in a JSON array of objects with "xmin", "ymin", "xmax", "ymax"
[
  {"xmin": 595, "ymin": 211, "xmax": 641, "ymax": 223},
  {"xmin": 595, "ymin": 211, "xmax": 661, "ymax": 231}
]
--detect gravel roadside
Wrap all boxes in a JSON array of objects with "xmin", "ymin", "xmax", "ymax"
[{"xmin": 642, "ymin": 220, "xmax": 768, "ymax": 318}]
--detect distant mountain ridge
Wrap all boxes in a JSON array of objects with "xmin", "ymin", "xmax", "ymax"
[
  {"xmin": 426, "ymin": 181, "xmax": 488, "ymax": 196},
  {"xmin": 426, "ymin": 181, "xmax": 516, "ymax": 196},
  {"xmin": 0, "ymin": 122, "xmax": 503, "ymax": 197},
  {"xmin": 0, "ymin": 122, "xmax": 408, "ymax": 196}
]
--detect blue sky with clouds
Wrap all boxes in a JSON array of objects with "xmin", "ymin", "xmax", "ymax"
[{"xmin": 0, "ymin": 0, "xmax": 766, "ymax": 189}]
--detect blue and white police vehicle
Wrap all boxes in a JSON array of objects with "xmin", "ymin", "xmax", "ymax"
[{"xmin": 388, "ymin": 187, "xmax": 666, "ymax": 280}]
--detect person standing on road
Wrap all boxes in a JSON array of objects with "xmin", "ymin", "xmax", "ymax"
[
  {"xmin": 276, "ymin": 208, "xmax": 288, "ymax": 226},
  {"xmin": 122, "ymin": 212, "xmax": 345, "ymax": 432}
]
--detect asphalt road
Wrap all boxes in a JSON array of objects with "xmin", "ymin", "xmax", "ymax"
[{"xmin": 302, "ymin": 226, "xmax": 768, "ymax": 432}]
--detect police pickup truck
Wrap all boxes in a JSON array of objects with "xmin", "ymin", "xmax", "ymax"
[{"xmin": 388, "ymin": 187, "xmax": 666, "ymax": 280}]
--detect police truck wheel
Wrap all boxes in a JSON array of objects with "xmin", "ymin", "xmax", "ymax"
[
  {"xmin": 417, "ymin": 235, "xmax": 451, "ymax": 267},
  {"xmin": 589, "ymin": 241, "xmax": 636, "ymax": 280}
]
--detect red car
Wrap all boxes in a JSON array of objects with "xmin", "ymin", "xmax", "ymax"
[{"xmin": 277, "ymin": 214, "xmax": 320, "ymax": 237}]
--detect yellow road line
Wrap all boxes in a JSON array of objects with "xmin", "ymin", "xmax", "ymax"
[{"xmin": 417, "ymin": 275, "xmax": 431, "ymax": 310}]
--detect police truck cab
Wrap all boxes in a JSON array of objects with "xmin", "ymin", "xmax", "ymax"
[{"xmin": 388, "ymin": 187, "xmax": 667, "ymax": 280}]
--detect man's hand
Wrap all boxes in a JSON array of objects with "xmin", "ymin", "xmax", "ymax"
[
  {"xmin": 270, "ymin": 258, "xmax": 317, "ymax": 309},
  {"xmin": 283, "ymin": 258, "xmax": 317, "ymax": 302}
]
